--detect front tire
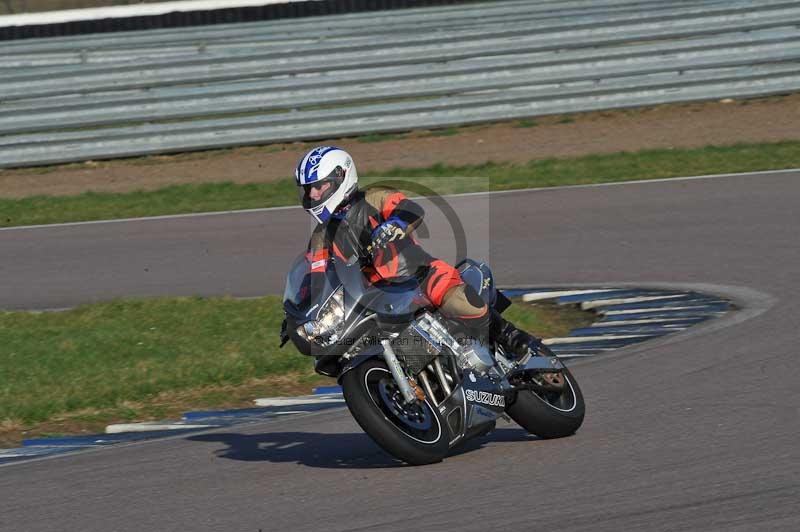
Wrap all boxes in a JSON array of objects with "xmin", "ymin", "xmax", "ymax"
[
  {"xmin": 342, "ymin": 359, "xmax": 450, "ymax": 465},
  {"xmin": 506, "ymin": 366, "xmax": 585, "ymax": 439}
]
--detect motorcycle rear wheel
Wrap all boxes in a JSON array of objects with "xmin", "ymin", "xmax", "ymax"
[
  {"xmin": 506, "ymin": 366, "xmax": 585, "ymax": 439},
  {"xmin": 342, "ymin": 359, "xmax": 450, "ymax": 465}
]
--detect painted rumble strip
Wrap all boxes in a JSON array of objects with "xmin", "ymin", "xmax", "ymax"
[
  {"xmin": 0, "ymin": 392, "xmax": 345, "ymax": 466},
  {"xmin": 523, "ymin": 288, "xmax": 732, "ymax": 357},
  {"xmin": 0, "ymin": 287, "xmax": 732, "ymax": 466}
]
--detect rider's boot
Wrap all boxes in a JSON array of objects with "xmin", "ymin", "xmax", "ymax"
[
  {"xmin": 489, "ymin": 309, "xmax": 543, "ymax": 360},
  {"xmin": 490, "ymin": 310, "xmax": 564, "ymax": 389}
]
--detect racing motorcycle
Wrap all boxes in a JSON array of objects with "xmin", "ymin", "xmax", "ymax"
[{"xmin": 281, "ymin": 255, "xmax": 585, "ymax": 465}]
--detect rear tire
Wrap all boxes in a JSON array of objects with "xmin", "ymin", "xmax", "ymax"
[
  {"xmin": 506, "ymin": 366, "xmax": 585, "ymax": 439},
  {"xmin": 342, "ymin": 359, "xmax": 450, "ymax": 465}
]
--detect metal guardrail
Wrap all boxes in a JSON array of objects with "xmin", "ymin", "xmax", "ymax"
[{"xmin": 1, "ymin": 0, "xmax": 799, "ymax": 168}]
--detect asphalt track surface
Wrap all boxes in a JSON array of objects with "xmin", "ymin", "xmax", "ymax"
[{"xmin": 2, "ymin": 170, "xmax": 799, "ymax": 531}]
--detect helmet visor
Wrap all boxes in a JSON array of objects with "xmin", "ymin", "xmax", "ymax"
[{"xmin": 299, "ymin": 166, "xmax": 345, "ymax": 210}]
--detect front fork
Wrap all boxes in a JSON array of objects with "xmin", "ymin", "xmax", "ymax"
[{"xmin": 380, "ymin": 339, "xmax": 419, "ymax": 404}]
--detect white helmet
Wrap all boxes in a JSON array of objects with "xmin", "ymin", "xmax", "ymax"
[{"xmin": 295, "ymin": 146, "xmax": 358, "ymax": 224}]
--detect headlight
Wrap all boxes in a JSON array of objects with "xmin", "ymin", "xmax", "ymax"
[{"xmin": 296, "ymin": 287, "xmax": 345, "ymax": 346}]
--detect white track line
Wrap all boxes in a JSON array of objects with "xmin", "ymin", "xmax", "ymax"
[
  {"xmin": 253, "ymin": 395, "xmax": 344, "ymax": 406},
  {"xmin": 580, "ymin": 294, "xmax": 687, "ymax": 309},
  {"xmin": 543, "ymin": 334, "xmax": 652, "ymax": 345},
  {"xmin": 601, "ymin": 305, "xmax": 725, "ymax": 316},
  {"xmin": 3, "ymin": 167, "xmax": 798, "ymax": 232},
  {"xmin": 0, "ymin": 447, "xmax": 84, "ymax": 458},
  {"xmin": 0, "ymin": 205, "xmax": 301, "ymax": 232},
  {"xmin": 105, "ymin": 422, "xmax": 218, "ymax": 434},
  {"xmin": 447, "ymin": 167, "xmax": 800, "ymax": 200},
  {"xmin": 591, "ymin": 324, "xmax": 689, "ymax": 331},
  {"xmin": 590, "ymin": 317, "xmax": 703, "ymax": 326},
  {"xmin": 521, "ymin": 289, "xmax": 613, "ymax": 302},
  {"xmin": 0, "ymin": 0, "xmax": 309, "ymax": 27}
]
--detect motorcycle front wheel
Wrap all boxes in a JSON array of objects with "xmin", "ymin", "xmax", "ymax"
[{"xmin": 342, "ymin": 359, "xmax": 450, "ymax": 465}]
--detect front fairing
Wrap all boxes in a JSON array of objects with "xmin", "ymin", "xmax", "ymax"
[
  {"xmin": 361, "ymin": 278, "xmax": 427, "ymax": 322},
  {"xmin": 283, "ymin": 255, "xmax": 348, "ymax": 324},
  {"xmin": 282, "ymin": 253, "xmax": 427, "ymax": 324}
]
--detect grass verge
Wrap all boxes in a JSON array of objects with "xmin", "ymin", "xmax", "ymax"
[
  {"xmin": 0, "ymin": 295, "xmax": 591, "ymax": 447},
  {"xmin": 3, "ymin": 141, "xmax": 798, "ymax": 228}
]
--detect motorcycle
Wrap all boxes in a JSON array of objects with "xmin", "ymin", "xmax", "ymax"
[{"xmin": 280, "ymin": 254, "xmax": 585, "ymax": 465}]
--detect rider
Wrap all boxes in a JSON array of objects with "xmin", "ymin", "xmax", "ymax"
[{"xmin": 294, "ymin": 145, "xmax": 539, "ymax": 358}]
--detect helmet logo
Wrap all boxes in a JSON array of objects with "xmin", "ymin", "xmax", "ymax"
[{"xmin": 308, "ymin": 153, "xmax": 323, "ymax": 166}]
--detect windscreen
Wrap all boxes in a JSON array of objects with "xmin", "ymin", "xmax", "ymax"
[
  {"xmin": 283, "ymin": 254, "xmax": 340, "ymax": 317},
  {"xmin": 283, "ymin": 252, "xmax": 423, "ymax": 320}
]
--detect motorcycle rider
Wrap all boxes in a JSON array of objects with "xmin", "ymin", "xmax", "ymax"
[{"xmin": 294, "ymin": 145, "xmax": 540, "ymax": 358}]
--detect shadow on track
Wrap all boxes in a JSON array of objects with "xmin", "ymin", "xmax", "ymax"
[{"xmin": 187, "ymin": 427, "xmax": 537, "ymax": 469}]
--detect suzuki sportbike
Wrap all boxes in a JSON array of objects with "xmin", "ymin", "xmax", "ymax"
[{"xmin": 281, "ymin": 255, "xmax": 585, "ymax": 465}]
